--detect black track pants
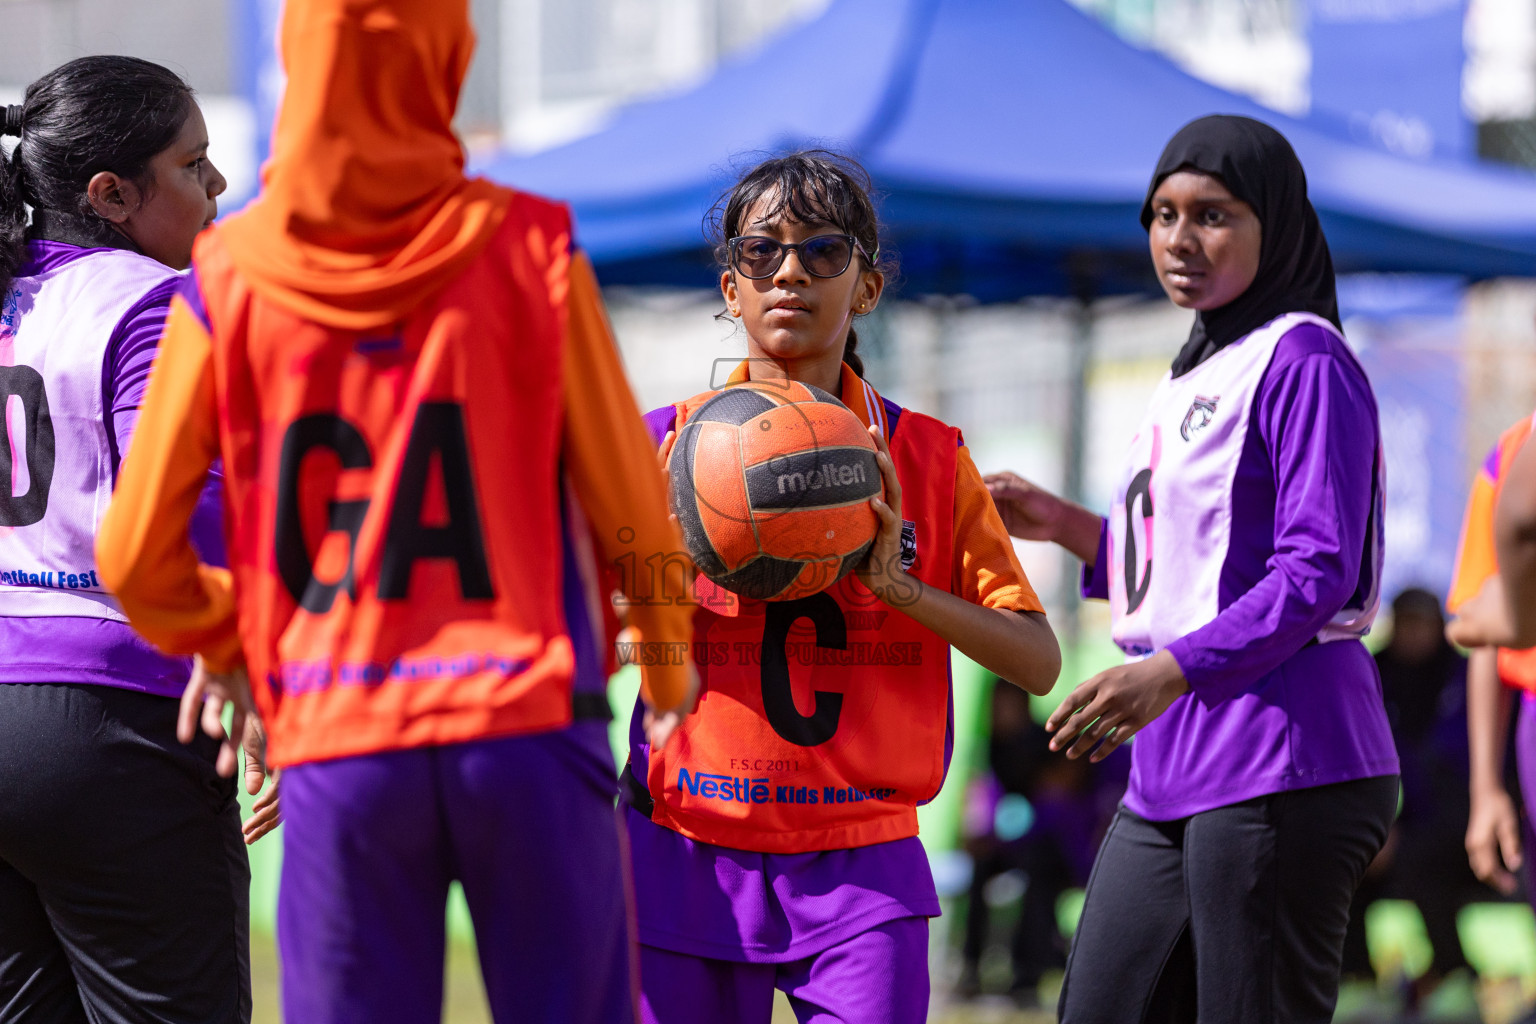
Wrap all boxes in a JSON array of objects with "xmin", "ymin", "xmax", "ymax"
[
  {"xmin": 1058, "ymin": 775, "xmax": 1398, "ymax": 1024},
  {"xmin": 0, "ymin": 683, "xmax": 251, "ymax": 1024}
]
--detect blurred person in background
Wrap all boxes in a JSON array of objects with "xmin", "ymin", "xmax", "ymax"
[
  {"xmin": 956, "ymin": 678, "xmax": 1125, "ymax": 1007},
  {"xmin": 987, "ymin": 115, "xmax": 1397, "ymax": 1024},
  {"xmin": 1341, "ymin": 588, "xmax": 1489, "ymax": 1006},
  {"xmin": 1448, "ymin": 416, "xmax": 1536, "ymax": 936},
  {"xmin": 0, "ymin": 57, "xmax": 271, "ymax": 1023}
]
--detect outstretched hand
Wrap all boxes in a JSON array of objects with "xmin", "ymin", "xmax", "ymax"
[
  {"xmin": 983, "ymin": 471, "xmax": 1103, "ymax": 565},
  {"xmin": 178, "ymin": 656, "xmax": 258, "ymax": 779},
  {"xmin": 983, "ymin": 471, "xmax": 1068, "ymax": 542},
  {"xmin": 1045, "ymin": 650, "xmax": 1189, "ymax": 762}
]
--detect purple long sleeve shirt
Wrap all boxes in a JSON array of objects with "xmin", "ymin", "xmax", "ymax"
[
  {"xmin": 1082, "ymin": 322, "xmax": 1398, "ymax": 820},
  {"xmin": 0, "ymin": 240, "xmax": 225, "ymax": 698}
]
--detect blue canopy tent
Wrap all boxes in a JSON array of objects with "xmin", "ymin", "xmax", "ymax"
[{"xmin": 477, "ymin": 0, "xmax": 1536, "ymax": 299}]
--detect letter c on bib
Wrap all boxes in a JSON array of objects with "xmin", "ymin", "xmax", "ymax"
[
  {"xmin": 760, "ymin": 593, "xmax": 846, "ymax": 746},
  {"xmin": 1123, "ymin": 468, "xmax": 1153, "ymax": 615}
]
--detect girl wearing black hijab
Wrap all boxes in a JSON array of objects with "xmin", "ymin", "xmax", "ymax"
[{"xmin": 986, "ymin": 115, "xmax": 1399, "ymax": 1021}]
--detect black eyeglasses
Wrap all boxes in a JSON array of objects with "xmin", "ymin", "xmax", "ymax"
[{"xmin": 727, "ymin": 234, "xmax": 875, "ymax": 280}]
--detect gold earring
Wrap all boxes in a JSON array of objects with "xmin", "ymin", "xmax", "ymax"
[{"xmin": 731, "ymin": 308, "xmax": 741, "ymax": 317}]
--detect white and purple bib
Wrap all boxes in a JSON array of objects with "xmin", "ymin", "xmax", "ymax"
[
  {"xmin": 0, "ymin": 249, "xmax": 178, "ymax": 621},
  {"xmin": 1108, "ymin": 312, "xmax": 1383, "ymax": 658}
]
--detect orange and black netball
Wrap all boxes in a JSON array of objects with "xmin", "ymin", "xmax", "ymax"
[{"xmin": 667, "ymin": 381, "xmax": 882, "ymax": 601}]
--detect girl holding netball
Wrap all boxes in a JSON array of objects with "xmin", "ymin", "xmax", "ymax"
[
  {"xmin": 988, "ymin": 115, "xmax": 1398, "ymax": 1023},
  {"xmin": 0, "ymin": 57, "xmax": 266, "ymax": 1021},
  {"xmin": 625, "ymin": 150, "xmax": 1060, "ymax": 1024}
]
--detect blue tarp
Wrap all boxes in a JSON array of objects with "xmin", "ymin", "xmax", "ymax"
[{"xmin": 476, "ymin": 0, "xmax": 1536, "ymax": 299}]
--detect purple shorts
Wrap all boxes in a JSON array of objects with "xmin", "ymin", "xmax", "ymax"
[
  {"xmin": 638, "ymin": 916, "xmax": 929, "ymax": 1024},
  {"xmin": 278, "ymin": 721, "xmax": 634, "ymax": 1024}
]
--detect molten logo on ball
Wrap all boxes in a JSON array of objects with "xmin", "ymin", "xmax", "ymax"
[
  {"xmin": 776, "ymin": 460, "xmax": 867, "ymax": 496},
  {"xmin": 668, "ymin": 381, "xmax": 884, "ymax": 601}
]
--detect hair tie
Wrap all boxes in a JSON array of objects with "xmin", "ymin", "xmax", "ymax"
[{"xmin": 1, "ymin": 105, "xmax": 22, "ymax": 138}]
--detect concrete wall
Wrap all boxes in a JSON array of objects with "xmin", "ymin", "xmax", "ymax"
[{"xmin": 0, "ymin": 0, "xmax": 232, "ymax": 95}]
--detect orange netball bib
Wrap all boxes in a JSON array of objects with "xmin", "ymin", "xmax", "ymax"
[
  {"xmin": 646, "ymin": 394, "xmax": 959, "ymax": 853},
  {"xmin": 194, "ymin": 193, "xmax": 583, "ymax": 767}
]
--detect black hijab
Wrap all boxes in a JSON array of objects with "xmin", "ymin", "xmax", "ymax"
[{"xmin": 1141, "ymin": 115, "xmax": 1341, "ymax": 377}]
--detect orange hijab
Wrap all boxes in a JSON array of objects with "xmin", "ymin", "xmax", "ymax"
[{"xmin": 217, "ymin": 0, "xmax": 511, "ymax": 331}]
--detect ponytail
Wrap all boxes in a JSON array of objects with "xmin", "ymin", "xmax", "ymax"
[
  {"xmin": 0, "ymin": 112, "xmax": 27, "ymax": 298},
  {"xmin": 842, "ymin": 326, "xmax": 865, "ymax": 379}
]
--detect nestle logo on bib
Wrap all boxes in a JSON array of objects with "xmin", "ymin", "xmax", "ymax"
[
  {"xmin": 1180, "ymin": 395, "xmax": 1219, "ymax": 441},
  {"xmin": 777, "ymin": 459, "xmax": 866, "ymax": 495},
  {"xmin": 678, "ymin": 768, "xmax": 771, "ymax": 804}
]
